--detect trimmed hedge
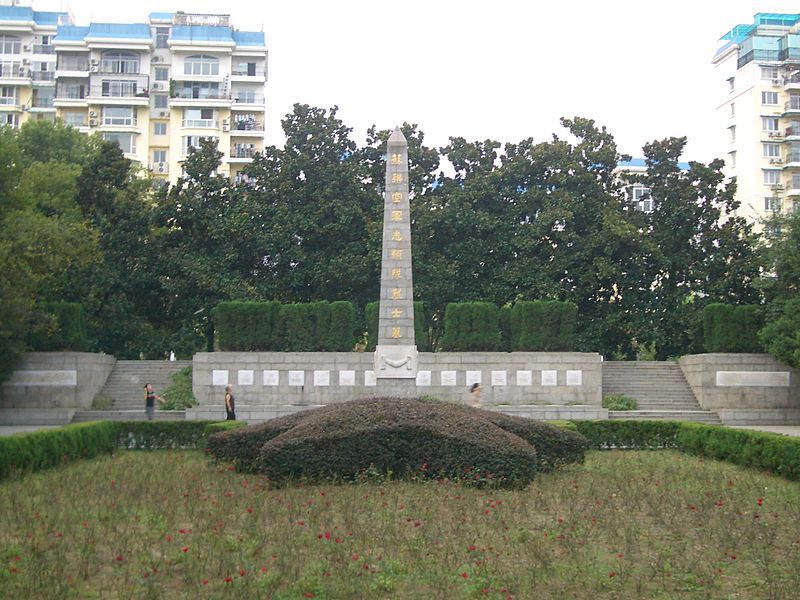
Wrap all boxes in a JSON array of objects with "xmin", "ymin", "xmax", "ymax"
[
  {"xmin": 213, "ymin": 301, "xmax": 356, "ymax": 351},
  {"xmin": 571, "ymin": 420, "xmax": 800, "ymax": 481},
  {"xmin": 365, "ymin": 301, "xmax": 429, "ymax": 352},
  {"xmin": 602, "ymin": 394, "xmax": 638, "ymax": 411},
  {"xmin": 511, "ymin": 300, "xmax": 577, "ymax": 351},
  {"xmin": 28, "ymin": 302, "xmax": 88, "ymax": 351},
  {"xmin": 703, "ymin": 304, "xmax": 764, "ymax": 353},
  {"xmin": 0, "ymin": 420, "xmax": 230, "ymax": 480},
  {"xmin": 441, "ymin": 302, "xmax": 501, "ymax": 351},
  {"xmin": 207, "ymin": 398, "xmax": 588, "ymax": 488}
]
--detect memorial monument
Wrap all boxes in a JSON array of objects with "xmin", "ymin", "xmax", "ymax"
[{"xmin": 374, "ymin": 128, "xmax": 418, "ymax": 380}]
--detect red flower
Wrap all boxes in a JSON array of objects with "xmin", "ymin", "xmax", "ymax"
[
  {"xmin": 303, "ymin": 594, "xmax": 314, "ymax": 598},
  {"xmin": 352, "ymin": 553, "xmax": 359, "ymax": 561},
  {"xmin": 757, "ymin": 498, "xmax": 764, "ymax": 506},
  {"xmin": 224, "ymin": 576, "xmax": 233, "ymax": 583},
  {"xmin": 609, "ymin": 571, "xmax": 617, "ymax": 578},
  {"xmin": 461, "ymin": 572, "xmax": 469, "ymax": 578},
  {"xmin": 115, "ymin": 555, "xmax": 124, "ymax": 562},
  {"xmin": 324, "ymin": 531, "xmax": 331, "ymax": 540},
  {"xmin": 202, "ymin": 579, "xmax": 209, "ymax": 585},
  {"xmin": 467, "ymin": 545, "xmax": 477, "ymax": 552}
]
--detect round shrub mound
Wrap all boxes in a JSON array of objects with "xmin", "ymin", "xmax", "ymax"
[{"xmin": 207, "ymin": 398, "xmax": 588, "ymax": 488}]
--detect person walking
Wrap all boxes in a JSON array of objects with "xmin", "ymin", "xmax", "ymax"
[
  {"xmin": 144, "ymin": 383, "xmax": 164, "ymax": 420},
  {"xmin": 469, "ymin": 382, "xmax": 482, "ymax": 408},
  {"xmin": 224, "ymin": 385, "xmax": 236, "ymax": 420}
]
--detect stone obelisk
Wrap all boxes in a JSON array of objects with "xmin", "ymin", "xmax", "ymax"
[{"xmin": 374, "ymin": 128, "xmax": 418, "ymax": 379}]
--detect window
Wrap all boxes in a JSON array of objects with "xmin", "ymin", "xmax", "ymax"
[
  {"xmin": 233, "ymin": 61, "xmax": 258, "ymax": 76},
  {"xmin": 729, "ymin": 126, "xmax": 736, "ymax": 143},
  {"xmin": 182, "ymin": 135, "xmax": 217, "ymax": 155},
  {"xmin": 183, "ymin": 108, "xmax": 215, "ymax": 127},
  {"xmin": 632, "ymin": 186, "xmax": 653, "ymax": 213},
  {"xmin": 102, "ymin": 132, "xmax": 135, "ymax": 154},
  {"xmin": 730, "ymin": 102, "xmax": 735, "ymax": 117},
  {"xmin": 762, "ymin": 91, "xmax": 779, "ymax": 105},
  {"xmin": 727, "ymin": 76, "xmax": 734, "ymax": 92},
  {"xmin": 183, "ymin": 55, "xmax": 219, "ymax": 76},
  {"xmin": 764, "ymin": 196, "xmax": 782, "ymax": 211},
  {"xmin": 153, "ymin": 94, "xmax": 168, "ymax": 109},
  {"xmin": 101, "ymin": 52, "xmax": 139, "ymax": 74},
  {"xmin": 0, "ymin": 35, "xmax": 21, "ymax": 54},
  {"xmin": 155, "ymin": 27, "xmax": 169, "ymax": 49},
  {"xmin": 233, "ymin": 143, "xmax": 256, "ymax": 158},
  {"xmin": 762, "ymin": 116, "xmax": 780, "ymax": 131},
  {"xmin": 763, "ymin": 143, "xmax": 781, "ymax": 157},
  {"xmin": 63, "ymin": 111, "xmax": 84, "ymax": 127},
  {"xmin": 761, "ymin": 67, "xmax": 779, "ymax": 80},
  {"xmin": 155, "ymin": 67, "xmax": 168, "ymax": 81},
  {"xmin": 60, "ymin": 82, "xmax": 86, "ymax": 99},
  {"xmin": 103, "ymin": 106, "xmax": 136, "ymax": 126},
  {"xmin": 0, "ymin": 86, "xmax": 16, "ymax": 105},
  {"xmin": 234, "ymin": 89, "xmax": 257, "ymax": 103},
  {"xmin": 31, "ymin": 88, "xmax": 54, "ymax": 107},
  {"xmin": 763, "ymin": 170, "xmax": 781, "ymax": 185},
  {"xmin": 101, "ymin": 80, "xmax": 138, "ymax": 97},
  {"xmin": 729, "ymin": 151, "xmax": 736, "ymax": 168},
  {"xmin": 179, "ymin": 81, "xmax": 220, "ymax": 99},
  {"xmin": 0, "ymin": 112, "xmax": 18, "ymax": 127},
  {"xmin": 153, "ymin": 150, "xmax": 167, "ymax": 163},
  {"xmin": 153, "ymin": 122, "xmax": 167, "ymax": 135},
  {"xmin": 792, "ymin": 174, "xmax": 800, "ymax": 189}
]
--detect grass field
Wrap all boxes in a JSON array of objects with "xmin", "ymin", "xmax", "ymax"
[{"xmin": 1, "ymin": 450, "xmax": 798, "ymax": 599}]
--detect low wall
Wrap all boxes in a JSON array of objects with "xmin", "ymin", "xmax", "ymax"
[
  {"xmin": 679, "ymin": 354, "xmax": 800, "ymax": 424},
  {"xmin": 0, "ymin": 353, "xmax": 116, "ymax": 424},
  {"xmin": 188, "ymin": 351, "xmax": 603, "ymax": 420}
]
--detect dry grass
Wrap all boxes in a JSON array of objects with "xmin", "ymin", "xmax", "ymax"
[{"xmin": 0, "ymin": 450, "xmax": 798, "ymax": 599}]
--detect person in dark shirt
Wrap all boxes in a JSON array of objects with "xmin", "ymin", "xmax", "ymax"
[
  {"xmin": 144, "ymin": 383, "xmax": 164, "ymax": 420},
  {"xmin": 224, "ymin": 385, "xmax": 236, "ymax": 420}
]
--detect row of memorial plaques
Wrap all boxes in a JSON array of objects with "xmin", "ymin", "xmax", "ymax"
[{"xmin": 211, "ymin": 369, "xmax": 583, "ymax": 388}]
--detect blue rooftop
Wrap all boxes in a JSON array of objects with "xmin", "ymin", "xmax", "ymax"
[
  {"xmin": 233, "ymin": 30, "xmax": 265, "ymax": 46},
  {"xmin": 619, "ymin": 158, "xmax": 690, "ymax": 171},
  {"xmin": 0, "ymin": 6, "xmax": 68, "ymax": 25},
  {"xmin": 86, "ymin": 22, "xmax": 152, "ymax": 40},
  {"xmin": 171, "ymin": 25, "xmax": 234, "ymax": 43},
  {"xmin": 149, "ymin": 12, "xmax": 174, "ymax": 21},
  {"xmin": 54, "ymin": 25, "xmax": 90, "ymax": 42}
]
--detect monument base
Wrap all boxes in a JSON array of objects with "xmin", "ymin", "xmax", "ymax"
[{"xmin": 374, "ymin": 345, "xmax": 418, "ymax": 379}]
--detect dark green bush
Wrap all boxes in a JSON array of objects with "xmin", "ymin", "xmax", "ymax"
[
  {"xmin": 441, "ymin": 302, "xmax": 500, "ymax": 351},
  {"xmin": 204, "ymin": 420, "xmax": 248, "ymax": 436},
  {"xmin": 28, "ymin": 302, "xmax": 88, "ymax": 351},
  {"xmin": 572, "ymin": 420, "xmax": 681, "ymax": 450},
  {"xmin": 115, "ymin": 421, "xmax": 221, "ymax": 450},
  {"xmin": 311, "ymin": 301, "xmax": 332, "ymax": 351},
  {"xmin": 0, "ymin": 421, "xmax": 117, "ymax": 480},
  {"xmin": 499, "ymin": 305, "xmax": 513, "ymax": 352},
  {"xmin": 208, "ymin": 398, "xmax": 588, "ymax": 488},
  {"xmin": 512, "ymin": 300, "xmax": 577, "ymax": 351},
  {"xmin": 602, "ymin": 395, "xmax": 638, "ymax": 411},
  {"xmin": 329, "ymin": 301, "xmax": 357, "ymax": 351},
  {"xmin": 704, "ymin": 304, "xmax": 764, "ymax": 353},
  {"xmin": 212, "ymin": 301, "xmax": 281, "ymax": 351},
  {"xmin": 276, "ymin": 303, "xmax": 315, "ymax": 351},
  {"xmin": 160, "ymin": 366, "xmax": 196, "ymax": 410},
  {"xmin": 759, "ymin": 297, "xmax": 800, "ymax": 368}
]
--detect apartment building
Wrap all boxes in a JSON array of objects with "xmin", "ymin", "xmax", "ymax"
[
  {"xmin": 0, "ymin": 3, "xmax": 267, "ymax": 184},
  {"xmin": 713, "ymin": 13, "xmax": 800, "ymax": 231}
]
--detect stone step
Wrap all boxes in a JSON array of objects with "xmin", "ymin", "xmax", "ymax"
[
  {"xmin": 72, "ymin": 410, "xmax": 186, "ymax": 422},
  {"xmin": 97, "ymin": 360, "xmax": 193, "ymax": 411}
]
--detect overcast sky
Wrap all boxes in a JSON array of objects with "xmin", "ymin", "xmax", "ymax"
[{"xmin": 38, "ymin": 0, "xmax": 800, "ymax": 161}]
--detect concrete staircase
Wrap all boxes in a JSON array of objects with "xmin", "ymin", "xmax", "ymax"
[
  {"xmin": 98, "ymin": 360, "xmax": 192, "ymax": 411},
  {"xmin": 603, "ymin": 361, "xmax": 721, "ymax": 424}
]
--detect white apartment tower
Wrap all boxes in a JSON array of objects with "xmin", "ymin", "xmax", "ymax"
[
  {"xmin": 0, "ymin": 3, "xmax": 267, "ymax": 184},
  {"xmin": 713, "ymin": 13, "xmax": 800, "ymax": 232}
]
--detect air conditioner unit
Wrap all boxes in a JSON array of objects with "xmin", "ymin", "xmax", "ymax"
[
  {"xmin": 152, "ymin": 56, "xmax": 162, "ymax": 63},
  {"xmin": 21, "ymin": 58, "xmax": 28, "ymax": 65},
  {"xmin": 770, "ymin": 158, "xmax": 784, "ymax": 164},
  {"xmin": 222, "ymin": 123, "xmax": 229, "ymax": 132},
  {"xmin": 773, "ymin": 78, "xmax": 782, "ymax": 85},
  {"xmin": 159, "ymin": 111, "xmax": 168, "ymax": 117},
  {"xmin": 158, "ymin": 162, "xmax": 165, "ymax": 172},
  {"xmin": 18, "ymin": 67, "xmax": 26, "ymax": 76},
  {"xmin": 90, "ymin": 59, "xmax": 98, "ymax": 66},
  {"xmin": 89, "ymin": 110, "xmax": 97, "ymax": 117},
  {"xmin": 90, "ymin": 66, "xmax": 98, "ymax": 73},
  {"xmin": 152, "ymin": 83, "xmax": 161, "ymax": 90},
  {"xmin": 89, "ymin": 118, "xmax": 97, "ymax": 127},
  {"xmin": 23, "ymin": 44, "xmax": 30, "ymax": 51}
]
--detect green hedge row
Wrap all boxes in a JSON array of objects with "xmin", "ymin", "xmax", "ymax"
[
  {"xmin": 571, "ymin": 420, "xmax": 800, "ymax": 480},
  {"xmin": 510, "ymin": 300, "xmax": 577, "ymax": 351},
  {"xmin": 27, "ymin": 302, "xmax": 89, "ymax": 352},
  {"xmin": 441, "ymin": 302, "xmax": 501, "ymax": 351},
  {"xmin": 0, "ymin": 420, "xmax": 231, "ymax": 480},
  {"xmin": 212, "ymin": 300, "xmax": 357, "ymax": 351},
  {"xmin": 703, "ymin": 304, "xmax": 764, "ymax": 353},
  {"xmin": 365, "ymin": 301, "xmax": 429, "ymax": 352}
]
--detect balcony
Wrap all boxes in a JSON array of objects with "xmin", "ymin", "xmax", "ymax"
[
  {"xmin": 785, "ymin": 152, "xmax": 800, "ymax": 168},
  {"xmin": 231, "ymin": 146, "xmax": 257, "ymax": 158},
  {"xmin": 785, "ymin": 99, "xmax": 800, "ymax": 115},
  {"xmin": 87, "ymin": 74, "xmax": 150, "ymax": 106},
  {"xmin": 0, "ymin": 62, "xmax": 30, "ymax": 83},
  {"xmin": 54, "ymin": 84, "xmax": 88, "ymax": 107},
  {"xmin": 56, "ymin": 59, "xmax": 89, "ymax": 79},
  {"xmin": 31, "ymin": 71, "xmax": 55, "ymax": 83},
  {"xmin": 170, "ymin": 90, "xmax": 230, "ymax": 108},
  {"xmin": 786, "ymin": 125, "xmax": 800, "ymax": 140},
  {"xmin": 230, "ymin": 119, "xmax": 264, "ymax": 136},
  {"xmin": 182, "ymin": 118, "xmax": 218, "ymax": 129},
  {"xmin": 0, "ymin": 96, "xmax": 18, "ymax": 108},
  {"xmin": 232, "ymin": 94, "xmax": 265, "ymax": 107},
  {"xmin": 32, "ymin": 44, "xmax": 54, "ymax": 55}
]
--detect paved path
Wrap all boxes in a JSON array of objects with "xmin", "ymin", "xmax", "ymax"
[{"xmin": 0, "ymin": 426, "xmax": 61, "ymax": 436}]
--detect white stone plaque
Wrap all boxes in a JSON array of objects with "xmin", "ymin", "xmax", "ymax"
[
  {"xmin": 7, "ymin": 370, "xmax": 77, "ymax": 386},
  {"xmin": 516, "ymin": 370, "xmax": 533, "ymax": 386},
  {"xmin": 491, "ymin": 370, "xmax": 507, "ymax": 386},
  {"xmin": 212, "ymin": 370, "xmax": 229, "ymax": 386},
  {"xmin": 288, "ymin": 370, "xmax": 305, "ymax": 387},
  {"xmin": 440, "ymin": 371, "xmax": 457, "ymax": 386},
  {"xmin": 237, "ymin": 370, "xmax": 254, "ymax": 386},
  {"xmin": 262, "ymin": 370, "xmax": 280, "ymax": 386},
  {"xmin": 313, "ymin": 370, "xmax": 330, "ymax": 386},
  {"xmin": 466, "ymin": 371, "xmax": 482, "ymax": 386},
  {"xmin": 716, "ymin": 371, "xmax": 790, "ymax": 387},
  {"xmin": 541, "ymin": 370, "xmax": 558, "ymax": 386},
  {"xmin": 566, "ymin": 370, "xmax": 583, "ymax": 386},
  {"xmin": 364, "ymin": 370, "xmax": 377, "ymax": 386},
  {"xmin": 339, "ymin": 370, "xmax": 355, "ymax": 386},
  {"xmin": 416, "ymin": 370, "xmax": 432, "ymax": 386}
]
